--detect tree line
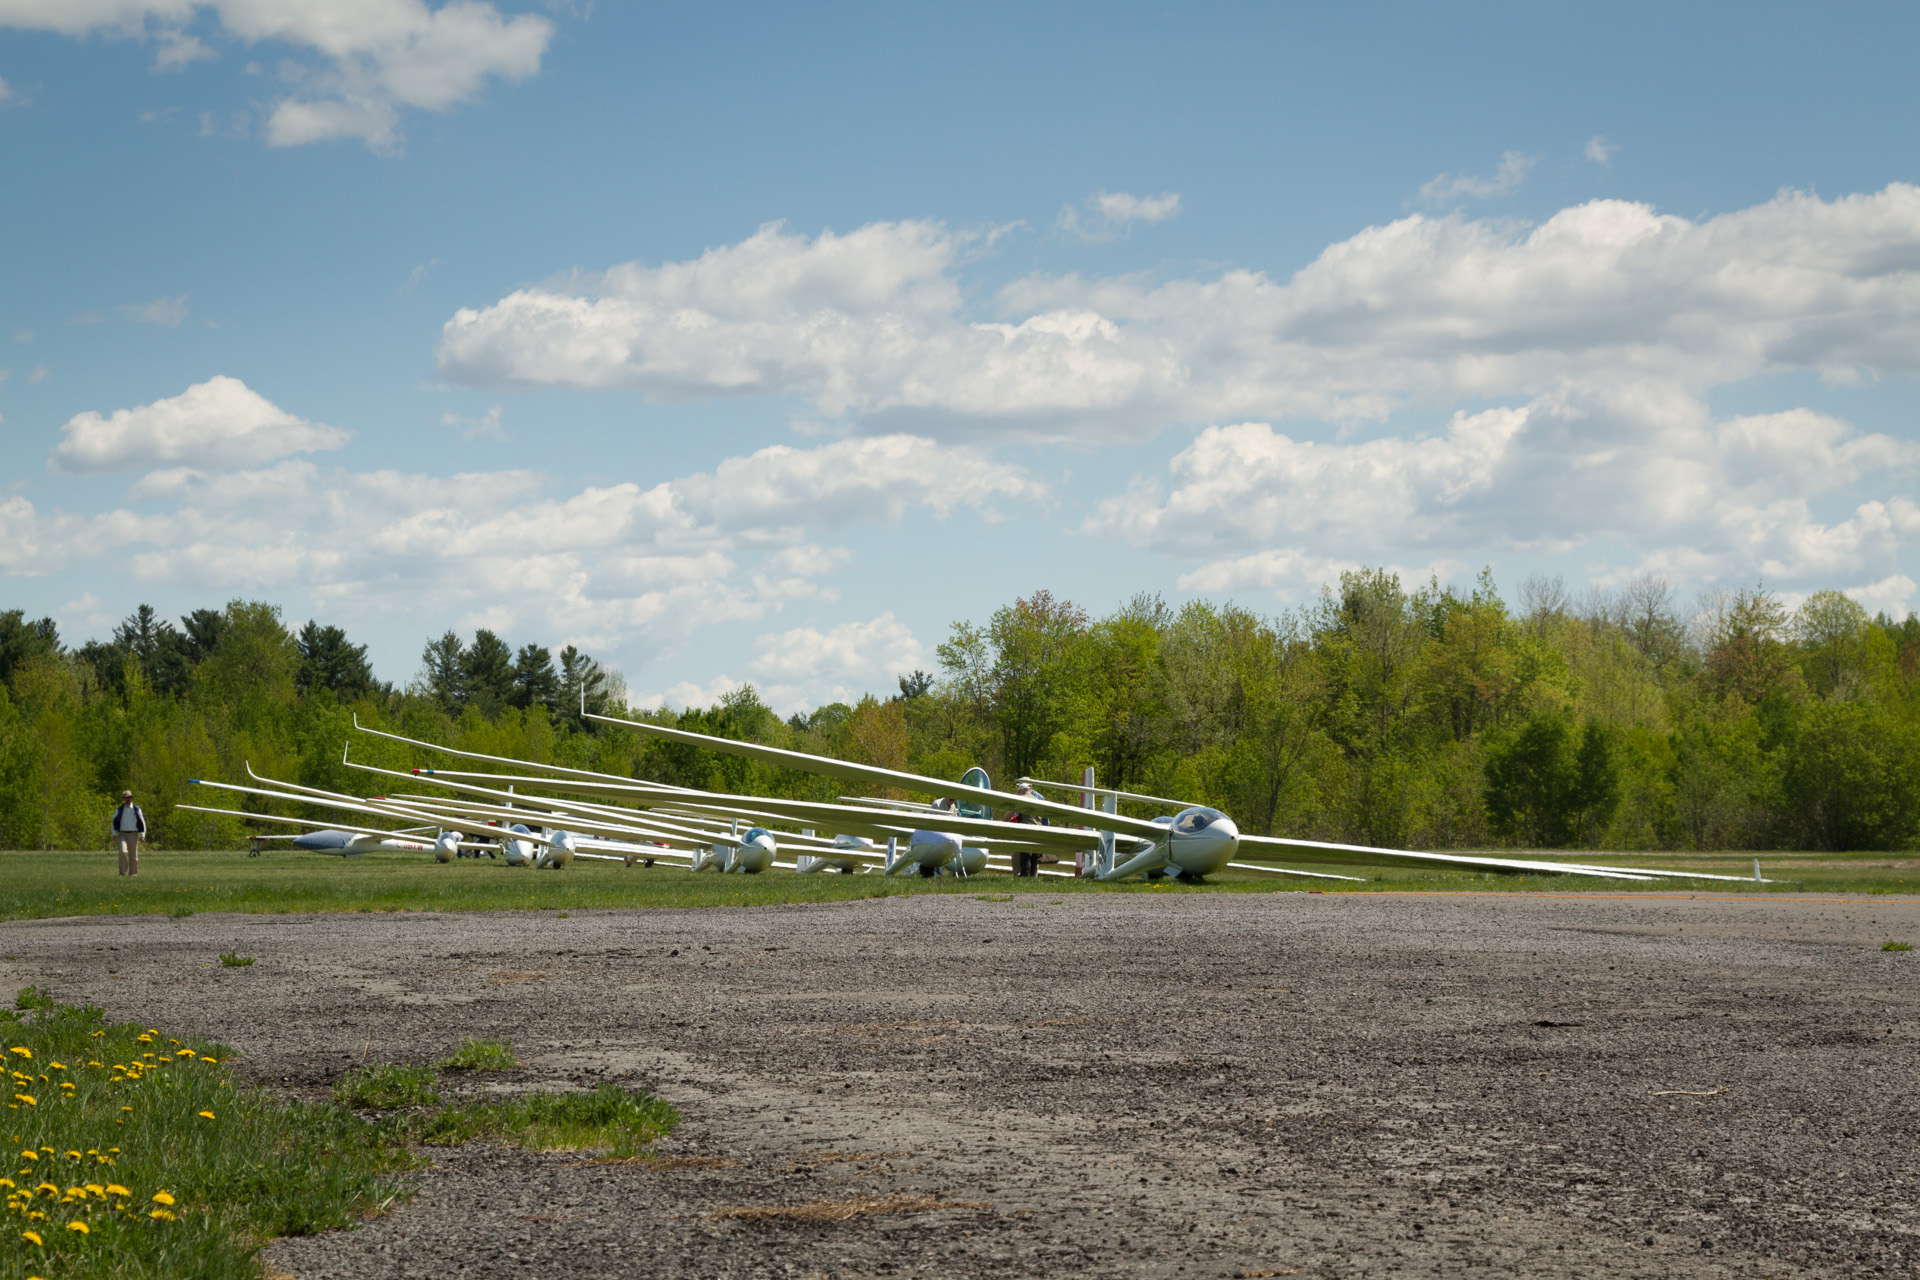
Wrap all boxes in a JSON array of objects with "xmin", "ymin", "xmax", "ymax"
[{"xmin": 3, "ymin": 567, "xmax": 1918, "ymax": 853}]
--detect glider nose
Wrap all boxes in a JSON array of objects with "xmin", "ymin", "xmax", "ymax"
[{"xmin": 1170, "ymin": 807, "xmax": 1238, "ymax": 874}]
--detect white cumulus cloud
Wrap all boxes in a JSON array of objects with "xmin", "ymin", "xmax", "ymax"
[
  {"xmin": 1087, "ymin": 390, "xmax": 1920, "ymax": 599},
  {"xmin": 753, "ymin": 611, "xmax": 926, "ymax": 683},
  {"xmin": 1585, "ymin": 135, "xmax": 1619, "ymax": 167},
  {"xmin": 0, "ymin": 0, "xmax": 552, "ymax": 150},
  {"xmin": 8, "ymin": 435, "xmax": 1040, "ymax": 683},
  {"xmin": 49, "ymin": 375, "xmax": 352, "ymax": 474},
  {"xmin": 439, "ymin": 186, "xmax": 1920, "ymax": 444}
]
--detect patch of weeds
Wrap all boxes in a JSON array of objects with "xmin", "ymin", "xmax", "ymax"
[
  {"xmin": 1884, "ymin": 940, "xmax": 1913, "ymax": 952},
  {"xmin": 556, "ymin": 912, "xmax": 569, "ymax": 919},
  {"xmin": 16, "ymin": 983, "xmax": 56, "ymax": 1013},
  {"xmin": 436, "ymin": 1038, "xmax": 516, "ymax": 1071},
  {"xmin": 973, "ymin": 894, "xmax": 1013, "ymax": 902},
  {"xmin": 168, "ymin": 907, "xmax": 195, "ymax": 918},
  {"xmin": 333, "ymin": 1062, "xmax": 439, "ymax": 1109},
  {"xmin": 396, "ymin": 1083, "xmax": 677, "ymax": 1159},
  {"xmin": 2, "ymin": 996, "xmax": 413, "ymax": 1279},
  {"xmin": 217, "ymin": 952, "xmax": 254, "ymax": 967}
]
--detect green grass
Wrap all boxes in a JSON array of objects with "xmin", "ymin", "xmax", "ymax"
[
  {"xmin": 333, "ymin": 1063, "xmax": 438, "ymax": 1110},
  {"xmin": 0, "ymin": 846, "xmax": 1914, "ymax": 924},
  {"xmin": 1, "ymin": 994, "xmax": 677, "ymax": 1279},
  {"xmin": 396, "ymin": 1083, "xmax": 676, "ymax": 1160},
  {"xmin": 2, "ymin": 993, "xmax": 413, "ymax": 1280},
  {"xmin": 436, "ymin": 1039, "xmax": 516, "ymax": 1072},
  {"xmin": 1884, "ymin": 940, "xmax": 1913, "ymax": 951},
  {"xmin": 215, "ymin": 952, "xmax": 252, "ymax": 968}
]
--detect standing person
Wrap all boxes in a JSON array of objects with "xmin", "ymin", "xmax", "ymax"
[
  {"xmin": 110, "ymin": 789, "xmax": 146, "ymax": 877},
  {"xmin": 1008, "ymin": 782, "xmax": 1046, "ymax": 877}
]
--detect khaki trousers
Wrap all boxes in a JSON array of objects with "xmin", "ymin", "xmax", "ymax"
[{"xmin": 117, "ymin": 835, "xmax": 140, "ymax": 877}]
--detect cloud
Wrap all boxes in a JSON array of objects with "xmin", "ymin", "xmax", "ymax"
[
  {"xmin": 439, "ymin": 186, "xmax": 1920, "ymax": 444},
  {"xmin": 1058, "ymin": 189, "xmax": 1182, "ymax": 242},
  {"xmin": 118, "ymin": 293, "xmax": 190, "ymax": 326},
  {"xmin": 1418, "ymin": 151, "xmax": 1537, "ymax": 204},
  {"xmin": 49, "ymin": 375, "xmax": 353, "ymax": 473},
  {"xmin": 1846, "ymin": 574, "xmax": 1917, "ymax": 618},
  {"xmin": 27, "ymin": 363, "xmax": 48, "ymax": 383},
  {"xmin": 0, "ymin": 0, "xmax": 553, "ymax": 151},
  {"xmin": 752, "ymin": 611, "xmax": 926, "ymax": 683},
  {"xmin": 1584, "ymin": 135, "xmax": 1618, "ymax": 167},
  {"xmin": 440, "ymin": 405, "xmax": 506, "ymax": 442},
  {"xmin": 1086, "ymin": 392, "xmax": 1920, "ymax": 598},
  {"xmin": 627, "ymin": 674, "xmax": 744, "ymax": 714},
  {"xmin": 0, "ymin": 74, "xmax": 13, "ymax": 103},
  {"xmin": 6, "ymin": 435, "xmax": 1040, "ymax": 683}
]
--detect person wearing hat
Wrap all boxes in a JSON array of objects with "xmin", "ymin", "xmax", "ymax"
[{"xmin": 109, "ymin": 789, "xmax": 147, "ymax": 877}]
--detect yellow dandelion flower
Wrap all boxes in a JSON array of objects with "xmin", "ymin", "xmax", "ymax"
[
  {"xmin": 65, "ymin": 1220, "xmax": 88, "ymax": 1234},
  {"xmin": 107, "ymin": 1149, "xmax": 118, "ymax": 1155},
  {"xmin": 134, "ymin": 1035, "xmax": 151, "ymax": 1044},
  {"xmin": 0, "ymin": 1177, "xmax": 13, "ymax": 1189},
  {"xmin": 148, "ymin": 1208, "xmax": 175, "ymax": 1221},
  {"xmin": 150, "ymin": 1191, "xmax": 174, "ymax": 1206},
  {"xmin": 90, "ymin": 1030, "xmax": 103, "ymax": 1037},
  {"xmin": 63, "ymin": 1153, "xmax": 79, "ymax": 1161},
  {"xmin": 46, "ymin": 1063, "xmax": 63, "ymax": 1071},
  {"xmin": 18, "ymin": 1150, "xmax": 34, "ymax": 1160},
  {"xmin": 12, "ymin": 1096, "xmax": 33, "ymax": 1107},
  {"xmin": 105, "ymin": 1184, "xmax": 128, "ymax": 1197},
  {"xmin": 199, "ymin": 1056, "xmax": 219, "ymax": 1063},
  {"xmin": 8, "ymin": 1048, "xmax": 29, "ymax": 1059},
  {"xmin": 175, "ymin": 1049, "xmax": 193, "ymax": 1058},
  {"xmin": 85, "ymin": 1061, "xmax": 101, "ymax": 1068},
  {"xmin": 197, "ymin": 1111, "xmax": 215, "ymax": 1120},
  {"xmin": 119, "ymin": 1107, "xmax": 132, "ymax": 1113},
  {"xmin": 83, "ymin": 1184, "xmax": 102, "ymax": 1197},
  {"xmin": 20, "ymin": 1229, "xmax": 41, "ymax": 1245},
  {"xmin": 36, "ymin": 1183, "xmax": 57, "ymax": 1196}
]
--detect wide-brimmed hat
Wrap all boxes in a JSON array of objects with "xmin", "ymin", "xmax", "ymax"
[{"xmin": 120, "ymin": 789, "xmax": 133, "ymax": 798}]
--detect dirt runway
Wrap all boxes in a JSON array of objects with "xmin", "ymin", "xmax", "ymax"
[{"xmin": 4, "ymin": 889, "xmax": 1918, "ymax": 1278}]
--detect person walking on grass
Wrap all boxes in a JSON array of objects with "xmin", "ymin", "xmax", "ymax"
[{"xmin": 110, "ymin": 789, "xmax": 146, "ymax": 877}]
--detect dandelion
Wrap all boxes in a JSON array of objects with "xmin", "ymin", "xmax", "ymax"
[
  {"xmin": 149, "ymin": 1208, "xmax": 176, "ymax": 1221},
  {"xmin": 197, "ymin": 1110, "xmax": 215, "ymax": 1120},
  {"xmin": 20, "ymin": 1229, "xmax": 40, "ymax": 1245},
  {"xmin": 105, "ymin": 1184, "xmax": 128, "ymax": 1197},
  {"xmin": 46, "ymin": 1063, "xmax": 63, "ymax": 1071},
  {"xmin": 119, "ymin": 1106, "xmax": 132, "ymax": 1113},
  {"xmin": 65, "ymin": 1220, "xmax": 88, "ymax": 1234},
  {"xmin": 83, "ymin": 1184, "xmax": 102, "ymax": 1197},
  {"xmin": 63, "ymin": 1152, "xmax": 79, "ymax": 1161},
  {"xmin": 150, "ymin": 1191, "xmax": 174, "ymax": 1206},
  {"xmin": 12, "ymin": 1096, "xmax": 33, "ymax": 1107},
  {"xmin": 8, "ymin": 1048, "xmax": 29, "ymax": 1059}
]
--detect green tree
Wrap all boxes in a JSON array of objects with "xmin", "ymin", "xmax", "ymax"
[
  {"xmin": 296, "ymin": 622, "xmax": 378, "ymax": 700},
  {"xmin": 512, "ymin": 644, "xmax": 560, "ymax": 712},
  {"xmin": 463, "ymin": 630, "xmax": 515, "ymax": 715}
]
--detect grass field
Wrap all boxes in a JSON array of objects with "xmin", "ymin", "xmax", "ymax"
[{"xmin": 1, "ymin": 847, "xmax": 1915, "ymax": 921}]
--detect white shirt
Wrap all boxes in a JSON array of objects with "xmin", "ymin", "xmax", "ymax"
[{"xmin": 115, "ymin": 805, "xmax": 142, "ymax": 832}]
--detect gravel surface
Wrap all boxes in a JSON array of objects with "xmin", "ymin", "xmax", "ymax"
[{"xmin": 4, "ymin": 890, "xmax": 1918, "ymax": 1278}]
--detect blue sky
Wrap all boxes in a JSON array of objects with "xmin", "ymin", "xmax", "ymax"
[{"xmin": 4, "ymin": 2, "xmax": 1919, "ymax": 710}]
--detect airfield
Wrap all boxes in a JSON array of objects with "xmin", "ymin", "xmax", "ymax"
[{"xmin": 3, "ymin": 856, "xmax": 1917, "ymax": 1278}]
